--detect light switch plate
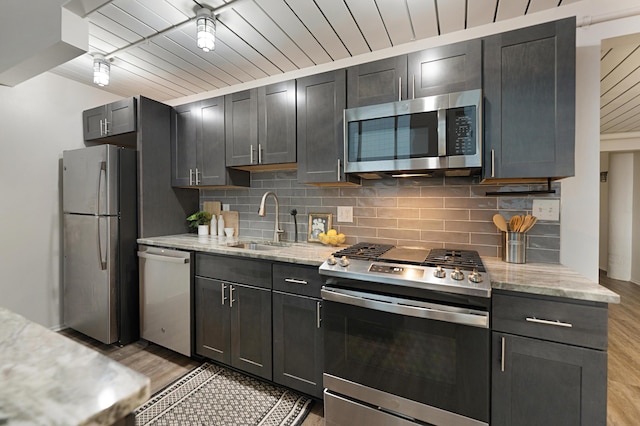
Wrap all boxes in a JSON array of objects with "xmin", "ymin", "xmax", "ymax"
[
  {"xmin": 532, "ymin": 199, "xmax": 560, "ymax": 221},
  {"xmin": 337, "ymin": 206, "xmax": 353, "ymax": 223}
]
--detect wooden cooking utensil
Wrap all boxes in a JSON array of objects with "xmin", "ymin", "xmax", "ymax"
[
  {"xmin": 493, "ymin": 214, "xmax": 509, "ymax": 232},
  {"xmin": 521, "ymin": 216, "xmax": 538, "ymax": 233},
  {"xmin": 509, "ymin": 215, "xmax": 522, "ymax": 232}
]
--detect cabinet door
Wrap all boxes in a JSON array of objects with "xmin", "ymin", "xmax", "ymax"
[
  {"xmin": 230, "ymin": 283, "xmax": 272, "ymax": 380},
  {"xmin": 258, "ymin": 80, "xmax": 297, "ymax": 165},
  {"xmin": 196, "ymin": 96, "xmax": 227, "ymax": 186},
  {"xmin": 273, "ymin": 292, "xmax": 323, "ymax": 398},
  {"xmin": 225, "ymin": 89, "xmax": 258, "ymax": 166},
  {"xmin": 82, "ymin": 105, "xmax": 107, "ymax": 140},
  {"xmin": 297, "ymin": 70, "xmax": 357, "ymax": 184},
  {"xmin": 108, "ymin": 98, "xmax": 137, "ymax": 136},
  {"xmin": 408, "ymin": 39, "xmax": 481, "ymax": 98},
  {"xmin": 195, "ymin": 277, "xmax": 231, "ymax": 364},
  {"xmin": 492, "ymin": 332, "xmax": 607, "ymax": 426},
  {"xmin": 171, "ymin": 103, "xmax": 197, "ymax": 186},
  {"xmin": 347, "ymin": 55, "xmax": 408, "ymax": 107},
  {"xmin": 483, "ymin": 17, "xmax": 575, "ymax": 180}
]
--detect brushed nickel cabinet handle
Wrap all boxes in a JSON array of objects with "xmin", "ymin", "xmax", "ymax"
[
  {"xmin": 221, "ymin": 283, "xmax": 227, "ymax": 305},
  {"xmin": 337, "ymin": 159, "xmax": 341, "ymax": 181},
  {"xmin": 195, "ymin": 168, "xmax": 200, "ymax": 185},
  {"xmin": 284, "ymin": 278, "xmax": 308, "ymax": 285},
  {"xmin": 230, "ymin": 285, "xmax": 236, "ymax": 308},
  {"xmin": 526, "ymin": 317, "xmax": 573, "ymax": 328},
  {"xmin": 250, "ymin": 144, "xmax": 255, "ymax": 164},
  {"xmin": 501, "ymin": 336, "xmax": 506, "ymax": 372},
  {"xmin": 317, "ymin": 301, "xmax": 322, "ymax": 329},
  {"xmin": 491, "ymin": 150, "xmax": 495, "ymax": 178},
  {"xmin": 258, "ymin": 143, "xmax": 263, "ymax": 164},
  {"xmin": 398, "ymin": 77, "xmax": 402, "ymax": 101},
  {"xmin": 412, "ymin": 74, "xmax": 416, "ymax": 99},
  {"xmin": 189, "ymin": 169, "xmax": 194, "ymax": 186}
]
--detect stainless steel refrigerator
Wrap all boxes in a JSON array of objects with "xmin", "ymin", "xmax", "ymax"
[{"xmin": 63, "ymin": 144, "xmax": 138, "ymax": 345}]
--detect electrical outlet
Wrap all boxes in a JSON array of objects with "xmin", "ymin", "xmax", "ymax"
[
  {"xmin": 337, "ymin": 206, "xmax": 353, "ymax": 223},
  {"xmin": 222, "ymin": 204, "xmax": 230, "ymax": 211},
  {"xmin": 532, "ymin": 199, "xmax": 560, "ymax": 221}
]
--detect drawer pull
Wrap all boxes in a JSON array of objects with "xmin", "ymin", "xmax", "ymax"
[
  {"xmin": 284, "ymin": 278, "xmax": 308, "ymax": 285},
  {"xmin": 501, "ymin": 336, "xmax": 505, "ymax": 372},
  {"xmin": 525, "ymin": 317, "xmax": 573, "ymax": 328}
]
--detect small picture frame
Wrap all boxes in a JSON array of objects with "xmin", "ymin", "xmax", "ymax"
[{"xmin": 308, "ymin": 213, "xmax": 333, "ymax": 242}]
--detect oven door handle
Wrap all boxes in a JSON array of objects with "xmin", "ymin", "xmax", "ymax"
[{"xmin": 321, "ymin": 287, "xmax": 488, "ymax": 328}]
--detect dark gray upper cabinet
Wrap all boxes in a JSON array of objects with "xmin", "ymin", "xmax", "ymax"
[
  {"xmin": 172, "ymin": 97, "xmax": 249, "ymax": 187},
  {"xmin": 408, "ymin": 39, "xmax": 482, "ymax": 98},
  {"xmin": 491, "ymin": 291, "xmax": 607, "ymax": 426},
  {"xmin": 225, "ymin": 89, "xmax": 258, "ymax": 167},
  {"xmin": 347, "ymin": 56, "xmax": 408, "ymax": 107},
  {"xmin": 482, "ymin": 17, "xmax": 576, "ymax": 181},
  {"xmin": 136, "ymin": 97, "xmax": 198, "ymax": 237},
  {"xmin": 257, "ymin": 80, "xmax": 297, "ymax": 165},
  {"xmin": 83, "ymin": 98, "xmax": 137, "ymax": 142},
  {"xmin": 297, "ymin": 70, "xmax": 359, "ymax": 185},
  {"xmin": 346, "ymin": 41, "xmax": 480, "ymax": 108}
]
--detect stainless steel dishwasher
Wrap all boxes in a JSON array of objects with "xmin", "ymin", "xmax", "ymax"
[{"xmin": 138, "ymin": 245, "xmax": 192, "ymax": 357}]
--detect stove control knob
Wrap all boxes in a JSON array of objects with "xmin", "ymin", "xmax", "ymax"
[
  {"xmin": 433, "ymin": 265, "xmax": 446, "ymax": 278},
  {"xmin": 451, "ymin": 268, "xmax": 464, "ymax": 281},
  {"xmin": 338, "ymin": 256, "xmax": 350, "ymax": 267},
  {"xmin": 327, "ymin": 255, "xmax": 337, "ymax": 265},
  {"xmin": 468, "ymin": 268, "xmax": 483, "ymax": 283}
]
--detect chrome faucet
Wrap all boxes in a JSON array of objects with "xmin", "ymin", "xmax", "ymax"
[{"xmin": 258, "ymin": 191, "xmax": 284, "ymax": 242}]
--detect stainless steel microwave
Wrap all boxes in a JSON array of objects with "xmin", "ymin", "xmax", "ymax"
[{"xmin": 344, "ymin": 89, "xmax": 482, "ymax": 176}]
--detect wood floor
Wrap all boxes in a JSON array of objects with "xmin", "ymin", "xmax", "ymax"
[
  {"xmin": 599, "ymin": 271, "xmax": 640, "ymax": 426},
  {"xmin": 58, "ymin": 329, "xmax": 324, "ymax": 425},
  {"xmin": 60, "ymin": 273, "xmax": 637, "ymax": 426}
]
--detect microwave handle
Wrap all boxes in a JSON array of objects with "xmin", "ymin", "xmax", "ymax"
[{"xmin": 437, "ymin": 109, "xmax": 447, "ymax": 157}]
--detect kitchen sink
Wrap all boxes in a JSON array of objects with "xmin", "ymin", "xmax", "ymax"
[{"xmin": 227, "ymin": 241, "xmax": 292, "ymax": 251}]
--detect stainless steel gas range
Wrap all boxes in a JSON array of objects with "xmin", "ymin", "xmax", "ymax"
[{"xmin": 319, "ymin": 243, "xmax": 491, "ymax": 426}]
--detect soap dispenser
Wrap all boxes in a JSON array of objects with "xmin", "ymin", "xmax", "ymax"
[
  {"xmin": 210, "ymin": 214, "xmax": 217, "ymax": 236},
  {"xmin": 217, "ymin": 214, "xmax": 225, "ymax": 236}
]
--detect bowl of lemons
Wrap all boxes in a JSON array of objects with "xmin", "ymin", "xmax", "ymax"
[{"xmin": 318, "ymin": 229, "xmax": 346, "ymax": 246}]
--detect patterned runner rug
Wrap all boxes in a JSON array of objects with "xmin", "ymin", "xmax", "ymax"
[{"xmin": 135, "ymin": 362, "xmax": 313, "ymax": 426}]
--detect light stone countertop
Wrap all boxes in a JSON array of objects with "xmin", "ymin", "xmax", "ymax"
[
  {"xmin": 137, "ymin": 234, "xmax": 620, "ymax": 304},
  {"xmin": 137, "ymin": 234, "xmax": 337, "ymax": 267},
  {"xmin": 0, "ymin": 307, "xmax": 150, "ymax": 426}
]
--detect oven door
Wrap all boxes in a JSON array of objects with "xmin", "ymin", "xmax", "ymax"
[{"xmin": 322, "ymin": 287, "xmax": 490, "ymax": 426}]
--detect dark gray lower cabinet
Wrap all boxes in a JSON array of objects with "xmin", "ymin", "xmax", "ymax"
[
  {"xmin": 195, "ymin": 269, "xmax": 272, "ymax": 380},
  {"xmin": 272, "ymin": 291, "xmax": 323, "ymax": 398},
  {"xmin": 272, "ymin": 262, "xmax": 324, "ymax": 398},
  {"xmin": 492, "ymin": 332, "xmax": 607, "ymax": 426},
  {"xmin": 195, "ymin": 277, "xmax": 272, "ymax": 380},
  {"xmin": 491, "ymin": 291, "xmax": 608, "ymax": 425}
]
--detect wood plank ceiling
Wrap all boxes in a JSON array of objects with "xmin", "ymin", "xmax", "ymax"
[
  {"xmin": 52, "ymin": 0, "xmax": 640, "ymax": 135},
  {"xmin": 601, "ymin": 33, "xmax": 640, "ymax": 134},
  {"xmin": 51, "ymin": 0, "xmax": 579, "ymax": 102}
]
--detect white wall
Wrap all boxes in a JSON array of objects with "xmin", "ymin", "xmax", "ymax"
[
  {"xmin": 607, "ymin": 153, "xmax": 634, "ymax": 280},
  {"xmin": 0, "ymin": 72, "xmax": 121, "ymax": 328}
]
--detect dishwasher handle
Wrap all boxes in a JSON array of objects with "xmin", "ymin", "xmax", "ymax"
[{"xmin": 137, "ymin": 251, "xmax": 190, "ymax": 264}]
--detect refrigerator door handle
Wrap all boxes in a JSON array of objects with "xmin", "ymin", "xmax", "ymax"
[
  {"xmin": 97, "ymin": 161, "xmax": 106, "ymax": 215},
  {"xmin": 97, "ymin": 216, "xmax": 107, "ymax": 270}
]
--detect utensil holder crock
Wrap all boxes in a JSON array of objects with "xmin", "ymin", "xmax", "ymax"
[{"xmin": 503, "ymin": 232, "xmax": 526, "ymax": 264}]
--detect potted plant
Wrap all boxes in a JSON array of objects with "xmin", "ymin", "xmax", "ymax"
[{"xmin": 187, "ymin": 211, "xmax": 213, "ymax": 236}]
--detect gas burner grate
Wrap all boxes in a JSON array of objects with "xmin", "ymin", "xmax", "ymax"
[
  {"xmin": 332, "ymin": 243, "xmax": 394, "ymax": 260},
  {"xmin": 423, "ymin": 249, "xmax": 485, "ymax": 272}
]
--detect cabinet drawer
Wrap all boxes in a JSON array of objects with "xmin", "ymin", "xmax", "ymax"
[
  {"xmin": 272, "ymin": 263, "xmax": 322, "ymax": 298},
  {"xmin": 196, "ymin": 253, "xmax": 271, "ymax": 289},
  {"xmin": 492, "ymin": 291, "xmax": 608, "ymax": 350}
]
